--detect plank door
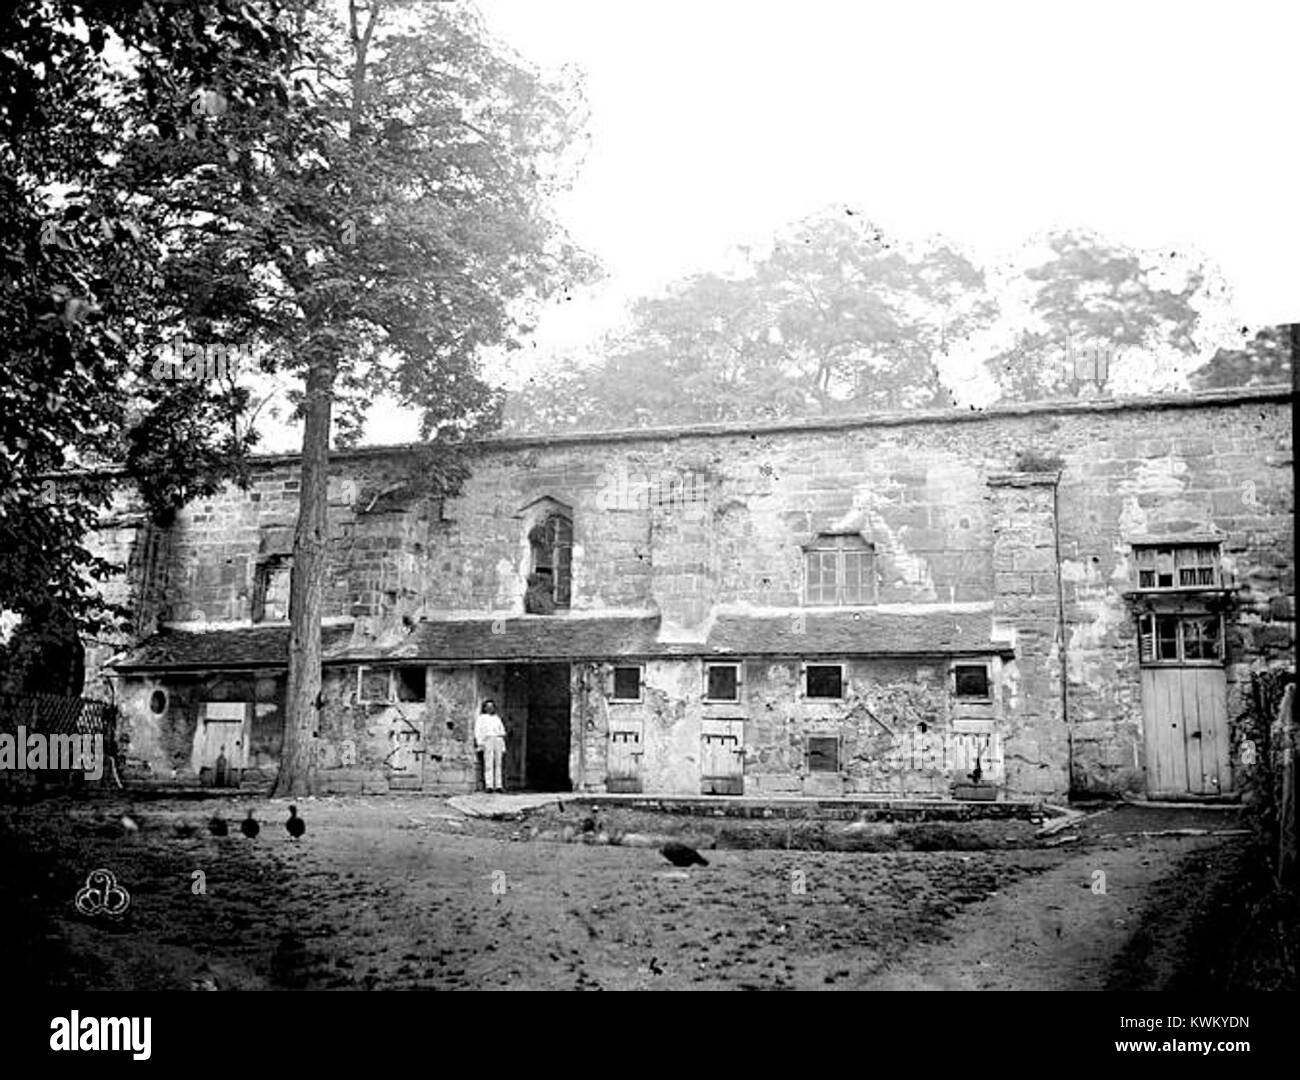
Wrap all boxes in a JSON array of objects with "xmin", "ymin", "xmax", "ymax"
[
  {"xmin": 1142, "ymin": 667, "xmax": 1230, "ymax": 796},
  {"xmin": 701, "ymin": 719, "xmax": 744, "ymax": 795},
  {"xmin": 606, "ymin": 720, "xmax": 643, "ymax": 793},
  {"xmin": 193, "ymin": 702, "xmax": 249, "ymax": 780}
]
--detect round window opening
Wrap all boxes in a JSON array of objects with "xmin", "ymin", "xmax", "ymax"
[{"xmin": 149, "ymin": 689, "xmax": 167, "ymax": 715}]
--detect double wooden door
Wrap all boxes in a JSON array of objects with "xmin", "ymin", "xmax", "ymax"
[{"xmin": 1142, "ymin": 667, "xmax": 1230, "ymax": 796}]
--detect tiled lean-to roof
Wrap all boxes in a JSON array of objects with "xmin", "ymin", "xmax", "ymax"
[
  {"xmin": 108, "ymin": 624, "xmax": 356, "ymax": 672},
  {"xmin": 699, "ymin": 610, "xmax": 1010, "ymax": 657},
  {"xmin": 108, "ymin": 608, "xmax": 1011, "ymax": 672}
]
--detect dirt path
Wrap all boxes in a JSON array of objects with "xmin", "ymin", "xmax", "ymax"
[
  {"xmin": 0, "ymin": 795, "xmax": 1259, "ymax": 991},
  {"xmin": 865, "ymin": 835, "xmax": 1229, "ymax": 989}
]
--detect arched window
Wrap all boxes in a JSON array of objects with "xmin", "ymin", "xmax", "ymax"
[{"xmin": 529, "ymin": 512, "xmax": 573, "ymax": 610}]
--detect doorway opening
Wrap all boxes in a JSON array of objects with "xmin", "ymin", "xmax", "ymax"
[{"xmin": 502, "ymin": 663, "xmax": 572, "ymax": 792}]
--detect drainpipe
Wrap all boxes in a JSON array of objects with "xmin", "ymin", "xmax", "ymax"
[{"xmin": 1052, "ymin": 472, "xmax": 1072, "ymax": 796}]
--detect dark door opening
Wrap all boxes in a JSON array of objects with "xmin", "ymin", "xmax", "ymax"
[{"xmin": 503, "ymin": 663, "xmax": 572, "ymax": 792}]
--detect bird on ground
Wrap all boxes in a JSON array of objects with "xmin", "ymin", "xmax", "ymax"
[
  {"xmin": 240, "ymin": 810, "xmax": 260, "ymax": 839},
  {"xmin": 173, "ymin": 819, "xmax": 197, "ymax": 839},
  {"xmin": 121, "ymin": 814, "xmax": 140, "ymax": 833},
  {"xmin": 660, "ymin": 841, "xmax": 708, "ymax": 867},
  {"xmin": 208, "ymin": 814, "xmax": 228, "ymax": 837},
  {"xmin": 285, "ymin": 805, "xmax": 305, "ymax": 840}
]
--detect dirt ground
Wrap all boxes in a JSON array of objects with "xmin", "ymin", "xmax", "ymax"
[{"xmin": 0, "ymin": 793, "xmax": 1288, "ymax": 991}]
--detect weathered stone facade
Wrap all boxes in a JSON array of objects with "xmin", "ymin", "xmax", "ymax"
[{"xmin": 88, "ymin": 385, "xmax": 1293, "ymax": 802}]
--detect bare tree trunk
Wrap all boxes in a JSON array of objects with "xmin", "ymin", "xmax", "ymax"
[{"xmin": 272, "ymin": 351, "xmax": 336, "ymax": 797}]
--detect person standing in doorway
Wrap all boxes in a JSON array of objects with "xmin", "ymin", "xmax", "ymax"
[{"xmin": 475, "ymin": 699, "xmax": 507, "ymax": 793}]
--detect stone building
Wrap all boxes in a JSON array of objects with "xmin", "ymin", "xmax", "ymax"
[{"xmin": 86, "ymin": 384, "xmax": 1293, "ymax": 802}]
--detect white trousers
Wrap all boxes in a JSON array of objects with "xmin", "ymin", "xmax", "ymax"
[{"xmin": 481, "ymin": 736, "xmax": 505, "ymax": 791}]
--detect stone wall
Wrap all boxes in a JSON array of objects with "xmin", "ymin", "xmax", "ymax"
[
  {"xmin": 114, "ymin": 670, "xmax": 282, "ymax": 786},
  {"xmin": 988, "ymin": 473, "xmax": 1067, "ymax": 796},
  {"xmin": 84, "ymin": 387, "xmax": 1293, "ymax": 799}
]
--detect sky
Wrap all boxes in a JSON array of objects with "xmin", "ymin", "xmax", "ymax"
[
  {"xmin": 479, "ymin": 0, "xmax": 1298, "ymax": 344},
  {"xmin": 262, "ymin": 0, "xmax": 1299, "ymax": 448}
]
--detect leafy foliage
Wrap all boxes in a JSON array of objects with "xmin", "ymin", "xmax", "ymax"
[
  {"xmin": 1, "ymin": 1, "xmax": 593, "ymax": 708},
  {"xmin": 1189, "ymin": 324, "xmax": 1294, "ymax": 390},
  {"xmin": 506, "ymin": 210, "xmax": 994, "ymax": 432},
  {"xmin": 251, "ymin": 0, "xmax": 597, "ymax": 795},
  {"xmin": 983, "ymin": 231, "xmax": 1211, "ymax": 401},
  {"xmin": 509, "ymin": 221, "xmax": 1287, "ymax": 433},
  {"xmin": 247, "ymin": 0, "xmax": 597, "ymax": 447},
  {"xmin": 1, "ymin": 0, "xmax": 310, "ymax": 672}
]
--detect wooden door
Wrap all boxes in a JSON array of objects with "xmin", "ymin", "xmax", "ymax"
[
  {"xmin": 606, "ymin": 720, "xmax": 643, "ymax": 793},
  {"xmin": 385, "ymin": 712, "xmax": 425, "ymax": 791},
  {"xmin": 701, "ymin": 719, "xmax": 744, "ymax": 795},
  {"xmin": 1142, "ymin": 667, "xmax": 1230, "ymax": 796},
  {"xmin": 193, "ymin": 702, "xmax": 249, "ymax": 782}
]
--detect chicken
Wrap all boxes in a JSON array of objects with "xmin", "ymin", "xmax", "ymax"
[
  {"xmin": 660, "ymin": 841, "xmax": 708, "ymax": 867},
  {"xmin": 285, "ymin": 805, "xmax": 305, "ymax": 840},
  {"xmin": 240, "ymin": 810, "xmax": 260, "ymax": 839}
]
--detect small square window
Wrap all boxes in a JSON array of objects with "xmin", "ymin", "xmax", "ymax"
[
  {"xmin": 395, "ymin": 666, "xmax": 426, "ymax": 702},
  {"xmin": 706, "ymin": 664, "xmax": 740, "ymax": 701},
  {"xmin": 954, "ymin": 664, "xmax": 990, "ymax": 698},
  {"xmin": 612, "ymin": 665, "xmax": 642, "ymax": 701},
  {"xmin": 805, "ymin": 665, "xmax": 844, "ymax": 699},
  {"xmin": 358, "ymin": 667, "xmax": 390, "ymax": 704},
  {"xmin": 807, "ymin": 735, "xmax": 840, "ymax": 772}
]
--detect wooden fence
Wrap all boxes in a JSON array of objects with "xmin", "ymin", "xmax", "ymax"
[
  {"xmin": 1245, "ymin": 669, "xmax": 1297, "ymax": 886},
  {"xmin": 1273, "ymin": 680, "xmax": 1297, "ymax": 886},
  {"xmin": 0, "ymin": 691, "xmax": 119, "ymax": 790}
]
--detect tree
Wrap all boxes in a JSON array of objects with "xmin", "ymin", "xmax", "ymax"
[
  {"xmin": 1188, "ymin": 324, "xmax": 1293, "ymax": 390},
  {"xmin": 0, "ymin": 0, "xmax": 311, "ymax": 689},
  {"xmin": 255, "ymin": 0, "xmax": 594, "ymax": 795},
  {"xmin": 504, "ymin": 209, "xmax": 995, "ymax": 433},
  {"xmin": 755, "ymin": 213, "xmax": 993, "ymax": 413},
  {"xmin": 983, "ymin": 230, "xmax": 1211, "ymax": 401}
]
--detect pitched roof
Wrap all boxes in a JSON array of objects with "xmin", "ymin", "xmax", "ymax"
[
  {"xmin": 108, "ymin": 608, "xmax": 1010, "ymax": 671},
  {"xmin": 698, "ymin": 610, "xmax": 1009, "ymax": 657},
  {"xmin": 108, "ymin": 625, "xmax": 354, "ymax": 672},
  {"xmin": 350, "ymin": 614, "xmax": 665, "ymax": 663}
]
